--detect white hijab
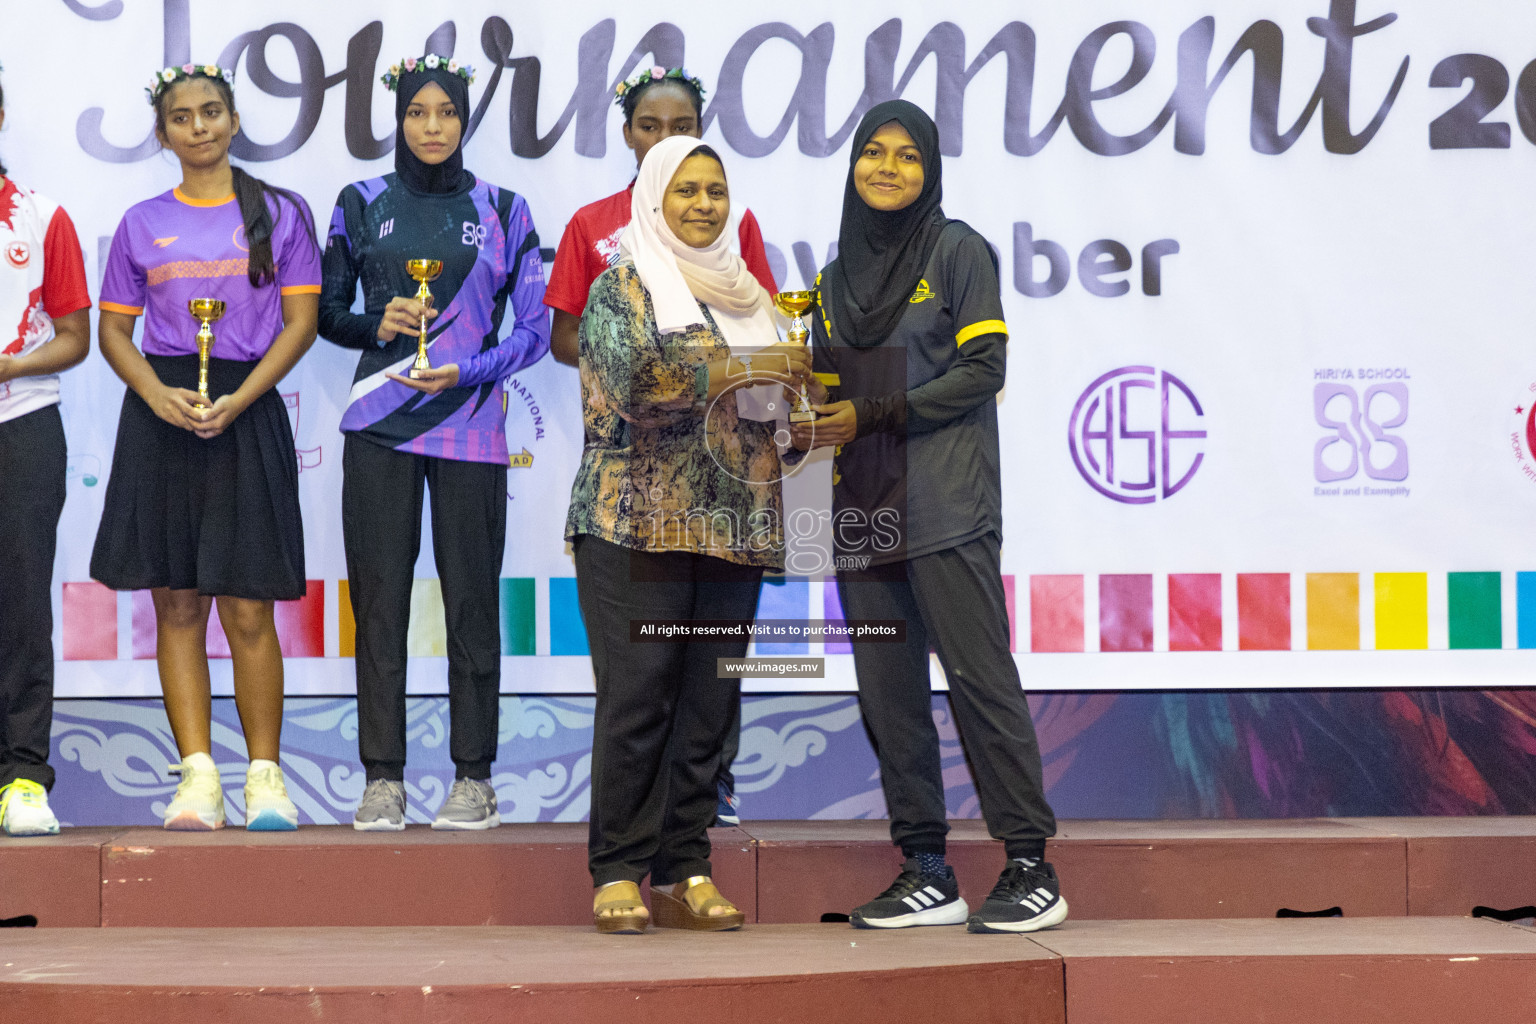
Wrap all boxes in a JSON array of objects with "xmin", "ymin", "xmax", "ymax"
[
  {"xmin": 619, "ymin": 135, "xmax": 787, "ymax": 423},
  {"xmin": 618, "ymin": 135, "xmax": 778, "ymax": 347}
]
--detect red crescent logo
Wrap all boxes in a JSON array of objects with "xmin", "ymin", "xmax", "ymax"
[{"xmin": 4, "ymin": 242, "xmax": 28, "ymax": 268}]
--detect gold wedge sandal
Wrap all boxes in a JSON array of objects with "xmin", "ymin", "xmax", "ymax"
[
  {"xmin": 650, "ymin": 875, "xmax": 745, "ymax": 931},
  {"xmin": 594, "ymin": 880, "xmax": 649, "ymax": 934}
]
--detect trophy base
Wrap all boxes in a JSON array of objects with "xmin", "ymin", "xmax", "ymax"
[
  {"xmin": 409, "ymin": 369, "xmax": 429, "ymax": 379},
  {"xmin": 789, "ymin": 409, "xmax": 818, "ymax": 423}
]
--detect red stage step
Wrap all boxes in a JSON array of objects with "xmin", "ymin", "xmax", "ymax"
[
  {"xmin": 1047, "ymin": 917, "xmax": 1536, "ymax": 1024},
  {"xmin": 0, "ymin": 827, "xmax": 109, "ymax": 927},
  {"xmin": 1339, "ymin": 817, "xmax": 1536, "ymax": 915},
  {"xmin": 3, "ymin": 918, "xmax": 1533, "ymax": 1023},
  {"xmin": 97, "ymin": 824, "xmax": 754, "ymax": 928},
  {"xmin": 3, "ymin": 818, "xmax": 1534, "ymax": 928},
  {"xmin": 0, "ymin": 924, "xmax": 1065, "ymax": 1024}
]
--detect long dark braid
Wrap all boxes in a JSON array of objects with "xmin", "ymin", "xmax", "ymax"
[{"xmin": 153, "ymin": 73, "xmax": 316, "ymax": 287}]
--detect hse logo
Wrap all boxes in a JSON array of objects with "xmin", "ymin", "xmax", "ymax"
[
  {"xmin": 1069, "ymin": 366, "xmax": 1205, "ymax": 504},
  {"xmin": 909, "ymin": 279, "xmax": 935, "ymax": 303},
  {"xmin": 1313, "ymin": 371, "xmax": 1408, "ymax": 496}
]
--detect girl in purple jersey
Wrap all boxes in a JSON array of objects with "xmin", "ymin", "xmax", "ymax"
[{"xmin": 91, "ymin": 63, "xmax": 321, "ymax": 832}]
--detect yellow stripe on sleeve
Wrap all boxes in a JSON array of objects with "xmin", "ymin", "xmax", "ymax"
[
  {"xmin": 280, "ymin": 284, "xmax": 323, "ymax": 295},
  {"xmin": 99, "ymin": 302, "xmax": 144, "ymax": 316},
  {"xmin": 956, "ymin": 319, "xmax": 1008, "ymax": 347}
]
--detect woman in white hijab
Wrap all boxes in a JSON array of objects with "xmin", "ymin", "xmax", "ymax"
[{"xmin": 565, "ymin": 136, "xmax": 810, "ymax": 933}]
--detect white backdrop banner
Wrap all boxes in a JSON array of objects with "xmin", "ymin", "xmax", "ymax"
[{"xmin": 11, "ymin": 0, "xmax": 1536, "ymax": 695}]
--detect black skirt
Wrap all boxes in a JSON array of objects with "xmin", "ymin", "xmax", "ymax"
[{"xmin": 90, "ymin": 354, "xmax": 306, "ymax": 601}]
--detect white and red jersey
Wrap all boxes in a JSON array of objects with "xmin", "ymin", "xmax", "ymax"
[{"xmin": 0, "ymin": 177, "xmax": 91, "ymax": 423}]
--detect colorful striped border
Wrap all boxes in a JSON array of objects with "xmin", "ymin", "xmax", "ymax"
[{"xmin": 53, "ymin": 571, "xmax": 1533, "ymax": 658}]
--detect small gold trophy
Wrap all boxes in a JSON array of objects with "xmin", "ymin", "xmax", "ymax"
[
  {"xmin": 405, "ymin": 258, "xmax": 444, "ymax": 378},
  {"xmin": 187, "ymin": 298, "xmax": 226, "ymax": 406},
  {"xmin": 773, "ymin": 289, "xmax": 817, "ymax": 423}
]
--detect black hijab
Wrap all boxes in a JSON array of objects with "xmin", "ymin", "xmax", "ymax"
[
  {"xmin": 823, "ymin": 100, "xmax": 947, "ymax": 348},
  {"xmin": 394, "ymin": 66, "xmax": 475, "ymax": 195}
]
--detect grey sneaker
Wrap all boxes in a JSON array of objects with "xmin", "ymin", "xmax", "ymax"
[
  {"xmin": 353, "ymin": 779, "xmax": 406, "ymax": 832},
  {"xmin": 431, "ymin": 778, "xmax": 499, "ymax": 831}
]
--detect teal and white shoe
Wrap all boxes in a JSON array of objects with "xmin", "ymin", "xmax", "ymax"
[
  {"xmin": 243, "ymin": 759, "xmax": 299, "ymax": 831},
  {"xmin": 0, "ymin": 779, "xmax": 60, "ymax": 836}
]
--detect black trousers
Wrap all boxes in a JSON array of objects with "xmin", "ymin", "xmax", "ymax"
[
  {"xmin": 0, "ymin": 406, "xmax": 67, "ymax": 791},
  {"xmin": 838, "ymin": 532, "xmax": 1056, "ymax": 860},
  {"xmin": 342, "ymin": 434, "xmax": 506, "ymax": 781},
  {"xmin": 575, "ymin": 535, "xmax": 762, "ymax": 887}
]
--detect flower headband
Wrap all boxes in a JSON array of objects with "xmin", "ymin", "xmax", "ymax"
[
  {"xmin": 613, "ymin": 65, "xmax": 705, "ymax": 106},
  {"xmin": 146, "ymin": 63, "xmax": 235, "ymax": 106},
  {"xmin": 380, "ymin": 55, "xmax": 476, "ymax": 91}
]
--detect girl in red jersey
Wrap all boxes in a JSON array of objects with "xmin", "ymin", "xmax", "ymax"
[
  {"xmin": 545, "ymin": 67, "xmax": 776, "ymax": 366},
  {"xmin": 0, "ymin": 62, "xmax": 92, "ymax": 836}
]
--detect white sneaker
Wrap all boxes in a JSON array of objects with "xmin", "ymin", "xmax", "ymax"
[
  {"xmin": 243, "ymin": 759, "xmax": 299, "ymax": 831},
  {"xmin": 163, "ymin": 753, "xmax": 225, "ymax": 830},
  {"xmin": 0, "ymin": 779, "xmax": 60, "ymax": 836}
]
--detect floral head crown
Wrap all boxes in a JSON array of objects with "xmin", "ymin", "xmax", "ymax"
[
  {"xmin": 146, "ymin": 63, "xmax": 234, "ymax": 106},
  {"xmin": 613, "ymin": 66, "xmax": 705, "ymax": 107},
  {"xmin": 380, "ymin": 55, "xmax": 476, "ymax": 91}
]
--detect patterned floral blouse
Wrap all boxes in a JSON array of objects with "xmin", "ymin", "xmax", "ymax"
[{"xmin": 564, "ymin": 261, "xmax": 785, "ymax": 569}]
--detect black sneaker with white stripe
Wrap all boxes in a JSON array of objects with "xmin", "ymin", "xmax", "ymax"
[
  {"xmin": 850, "ymin": 858, "xmax": 969, "ymax": 929},
  {"xmin": 967, "ymin": 860, "xmax": 1069, "ymax": 933}
]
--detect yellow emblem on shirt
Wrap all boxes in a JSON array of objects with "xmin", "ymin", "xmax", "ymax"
[{"xmin": 909, "ymin": 279, "xmax": 935, "ymax": 303}]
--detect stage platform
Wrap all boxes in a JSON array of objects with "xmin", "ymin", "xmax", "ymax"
[
  {"xmin": 4, "ymin": 817, "xmax": 1533, "ymax": 928},
  {"xmin": 2, "ymin": 918, "xmax": 1533, "ymax": 1023},
  {"xmin": 2, "ymin": 819, "xmax": 1533, "ymax": 1022}
]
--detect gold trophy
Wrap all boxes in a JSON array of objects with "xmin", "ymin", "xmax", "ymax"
[
  {"xmin": 405, "ymin": 258, "xmax": 443, "ymax": 378},
  {"xmin": 187, "ymin": 298, "xmax": 226, "ymax": 406},
  {"xmin": 773, "ymin": 289, "xmax": 817, "ymax": 422}
]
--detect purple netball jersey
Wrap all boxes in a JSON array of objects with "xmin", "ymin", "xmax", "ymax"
[{"xmin": 100, "ymin": 188, "xmax": 320, "ymax": 361}]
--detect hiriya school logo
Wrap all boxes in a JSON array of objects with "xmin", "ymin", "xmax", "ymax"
[
  {"xmin": 1068, "ymin": 366, "xmax": 1206, "ymax": 504},
  {"xmin": 1313, "ymin": 368, "xmax": 1409, "ymax": 498},
  {"xmin": 5, "ymin": 241, "xmax": 29, "ymax": 268}
]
